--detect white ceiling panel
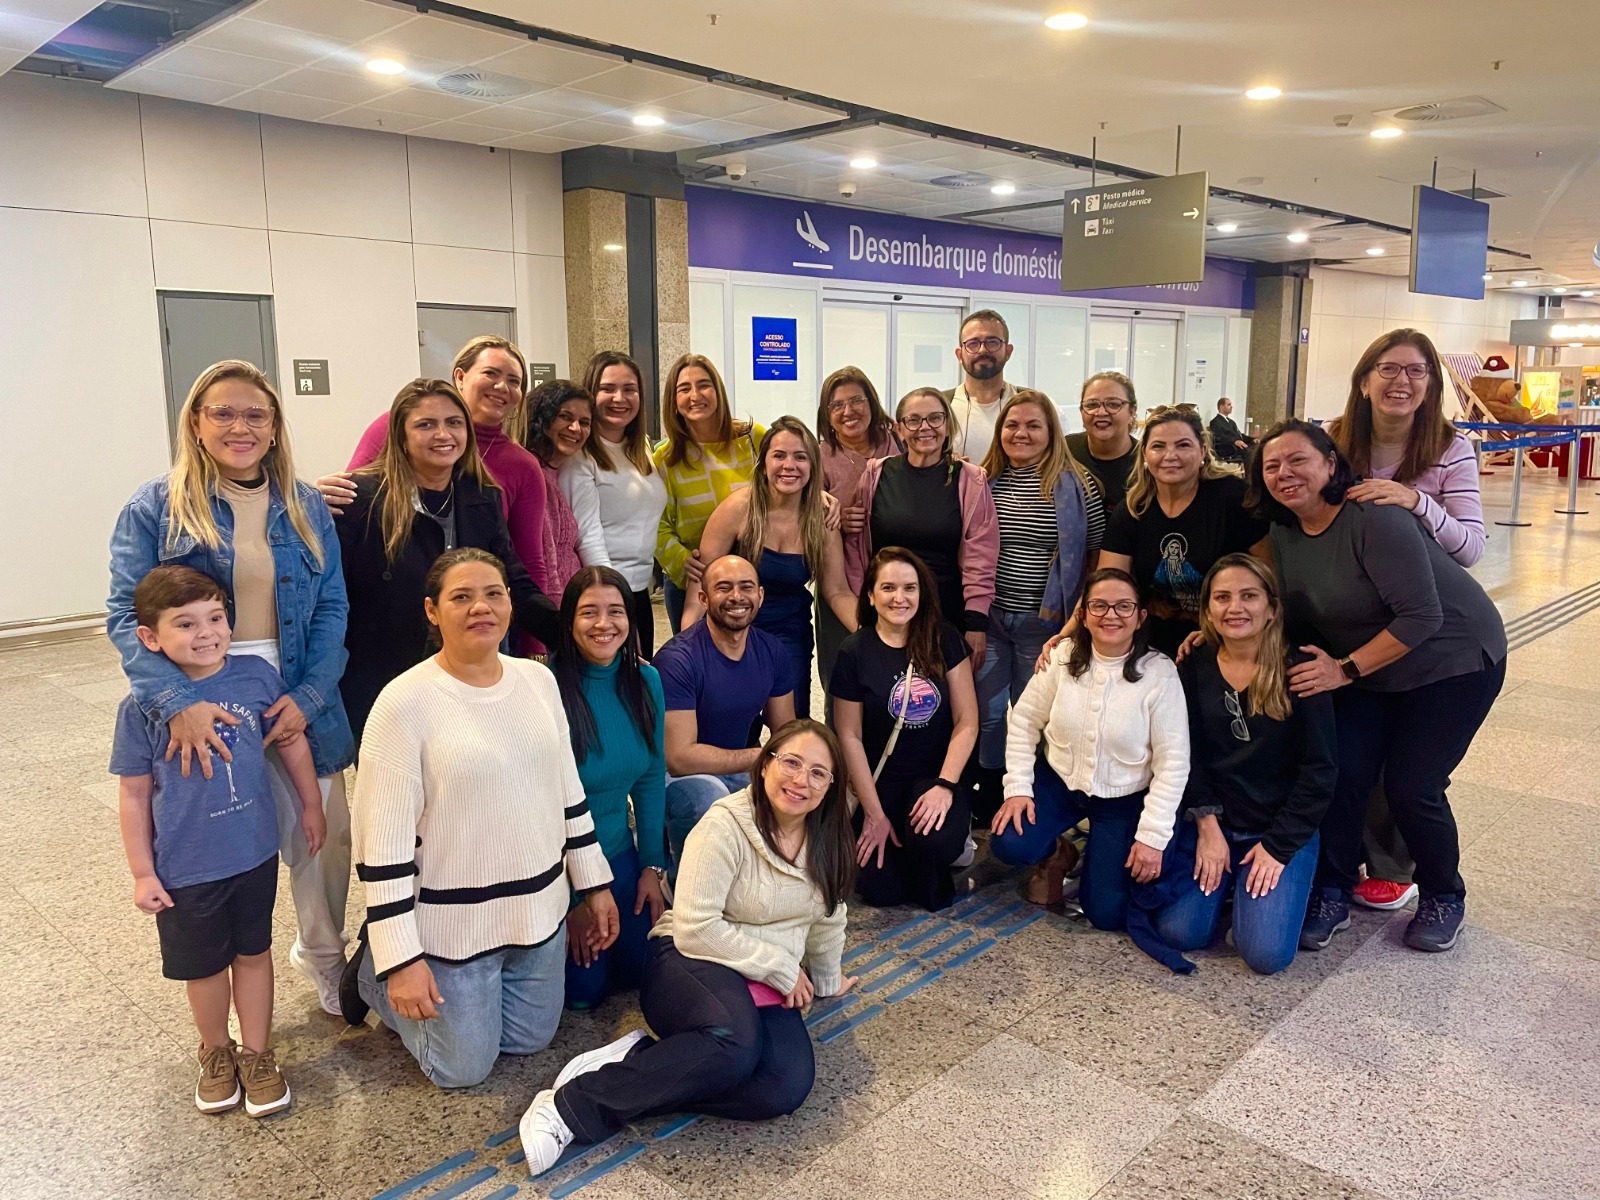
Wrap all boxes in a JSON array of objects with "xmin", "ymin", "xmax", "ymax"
[
  {"xmin": 570, "ymin": 63, "xmax": 703, "ymax": 105},
  {"xmin": 148, "ymin": 45, "xmax": 294, "ymax": 90},
  {"xmin": 190, "ymin": 17, "xmax": 328, "ymax": 66},
  {"xmin": 610, "ymin": 130, "xmax": 708, "ymax": 152},
  {"xmin": 327, "ymin": 106, "xmax": 436, "ymax": 134},
  {"xmin": 241, "ymin": 0, "xmax": 411, "ymax": 43},
  {"xmin": 119, "ymin": 70, "xmax": 245, "ymax": 106},
  {"xmin": 219, "ymin": 88, "xmax": 345, "ymax": 122},
  {"xmin": 356, "ymin": 15, "xmax": 524, "ymax": 65},
  {"xmin": 502, "ymin": 86, "xmax": 621, "ymax": 121},
  {"xmin": 660, "ymin": 82, "xmax": 770, "ymax": 120},
  {"xmin": 471, "ymin": 42, "xmax": 614, "ymax": 88},
  {"xmin": 0, "ymin": 0, "xmax": 99, "ymax": 73},
  {"xmin": 343, "ymin": 87, "xmax": 490, "ymax": 121},
  {"xmin": 487, "ymin": 130, "xmax": 591, "ymax": 153}
]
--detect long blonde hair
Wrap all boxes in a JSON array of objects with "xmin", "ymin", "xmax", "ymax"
[
  {"xmin": 582, "ymin": 349, "xmax": 653, "ymax": 475},
  {"xmin": 358, "ymin": 379, "xmax": 497, "ymax": 563},
  {"xmin": 979, "ymin": 389, "xmax": 1090, "ymax": 502},
  {"xmin": 1123, "ymin": 406, "xmax": 1236, "ymax": 518},
  {"xmin": 741, "ymin": 416, "xmax": 828, "ymax": 580},
  {"xmin": 452, "ymin": 335, "xmax": 529, "ymax": 443},
  {"xmin": 660, "ymin": 354, "xmax": 751, "ymax": 469},
  {"xmin": 167, "ymin": 361, "xmax": 323, "ymax": 566},
  {"xmin": 1197, "ymin": 553, "xmax": 1292, "ymax": 721}
]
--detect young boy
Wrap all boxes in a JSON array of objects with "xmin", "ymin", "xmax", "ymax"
[{"xmin": 112, "ymin": 565, "xmax": 325, "ymax": 1117}]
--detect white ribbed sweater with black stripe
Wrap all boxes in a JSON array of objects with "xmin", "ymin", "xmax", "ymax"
[{"xmin": 353, "ymin": 655, "xmax": 613, "ymax": 978}]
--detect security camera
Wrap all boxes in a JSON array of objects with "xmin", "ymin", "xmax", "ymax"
[
  {"xmin": 839, "ymin": 180, "xmax": 857, "ymax": 198},
  {"xmin": 725, "ymin": 161, "xmax": 747, "ymax": 181}
]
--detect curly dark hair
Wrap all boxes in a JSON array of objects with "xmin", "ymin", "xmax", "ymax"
[{"xmin": 521, "ymin": 379, "xmax": 594, "ymax": 466}]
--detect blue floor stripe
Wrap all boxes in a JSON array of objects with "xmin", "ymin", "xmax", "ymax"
[
  {"xmin": 481, "ymin": 1188, "xmax": 519, "ymax": 1200},
  {"xmin": 505, "ymin": 1150, "xmax": 525, "ymax": 1167},
  {"xmin": 995, "ymin": 912, "xmax": 1045, "ymax": 938},
  {"xmin": 484, "ymin": 1125, "xmax": 519, "ymax": 1149},
  {"xmin": 915, "ymin": 928, "xmax": 974, "ymax": 960},
  {"xmin": 883, "ymin": 966, "xmax": 943, "ymax": 1004},
  {"xmin": 896, "ymin": 920, "xmax": 954, "ymax": 952},
  {"xmin": 863, "ymin": 958, "xmax": 925, "ymax": 994},
  {"xmin": 804, "ymin": 995, "xmax": 853, "ymax": 1027},
  {"xmin": 848, "ymin": 948, "xmax": 900, "ymax": 976},
  {"xmin": 652, "ymin": 1114, "xmax": 700, "ymax": 1140},
  {"xmin": 549, "ymin": 1144, "xmax": 647, "ymax": 1199},
  {"xmin": 978, "ymin": 901, "xmax": 1027, "ymax": 928},
  {"xmin": 941, "ymin": 937, "xmax": 997, "ymax": 971},
  {"xmin": 817, "ymin": 1003, "xmax": 885, "ymax": 1044},
  {"xmin": 840, "ymin": 941, "xmax": 877, "ymax": 967},
  {"xmin": 873, "ymin": 914, "xmax": 934, "ymax": 942},
  {"xmin": 373, "ymin": 1152, "xmax": 478, "ymax": 1200},
  {"xmin": 427, "ymin": 1165, "xmax": 498, "ymax": 1200},
  {"xmin": 952, "ymin": 894, "xmax": 1008, "ymax": 925}
]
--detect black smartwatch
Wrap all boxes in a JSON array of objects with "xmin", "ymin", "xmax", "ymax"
[
  {"xmin": 935, "ymin": 777, "xmax": 962, "ymax": 792},
  {"xmin": 1338, "ymin": 655, "xmax": 1361, "ymax": 681}
]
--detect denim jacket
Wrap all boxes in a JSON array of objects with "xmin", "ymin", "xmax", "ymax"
[
  {"xmin": 1040, "ymin": 468, "xmax": 1091, "ymax": 626},
  {"xmin": 108, "ymin": 476, "xmax": 355, "ymax": 776}
]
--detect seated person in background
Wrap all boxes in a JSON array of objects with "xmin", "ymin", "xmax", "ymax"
[
  {"xmin": 518, "ymin": 719, "xmax": 857, "ymax": 1174},
  {"xmin": 991, "ymin": 569, "xmax": 1189, "ymax": 926},
  {"xmin": 1157, "ymin": 555, "xmax": 1336, "ymax": 975},
  {"xmin": 654, "ymin": 555, "xmax": 797, "ymax": 861},
  {"xmin": 1209, "ymin": 396, "xmax": 1253, "ymax": 463},
  {"xmin": 113, "ymin": 566, "xmax": 325, "ymax": 1118}
]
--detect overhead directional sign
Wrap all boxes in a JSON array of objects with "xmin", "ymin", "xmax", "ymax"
[{"xmin": 1060, "ymin": 171, "xmax": 1209, "ymax": 292}]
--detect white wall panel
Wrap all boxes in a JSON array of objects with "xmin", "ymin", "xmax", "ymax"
[
  {"xmin": 150, "ymin": 220, "xmax": 274, "ymax": 294},
  {"xmin": 413, "ymin": 244, "xmax": 517, "ymax": 308},
  {"xmin": 140, "ymin": 98, "xmax": 267, "ymax": 227},
  {"xmin": 512, "ymin": 252, "xmax": 571, "ymax": 377},
  {"xmin": 509, "ymin": 150, "xmax": 565, "ymax": 257},
  {"xmin": 0, "ymin": 75, "xmax": 146, "ymax": 216},
  {"xmin": 261, "ymin": 116, "xmax": 411, "ymax": 241},
  {"xmin": 407, "ymin": 137, "xmax": 512, "ymax": 251}
]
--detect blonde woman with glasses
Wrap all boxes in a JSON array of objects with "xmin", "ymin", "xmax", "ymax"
[{"xmin": 109, "ymin": 360, "xmax": 356, "ymax": 1018}]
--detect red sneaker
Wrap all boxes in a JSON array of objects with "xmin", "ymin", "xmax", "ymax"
[{"xmin": 1352, "ymin": 878, "xmax": 1418, "ymax": 910}]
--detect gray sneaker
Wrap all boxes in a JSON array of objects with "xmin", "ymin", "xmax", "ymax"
[
  {"xmin": 1403, "ymin": 893, "xmax": 1465, "ymax": 952},
  {"xmin": 1299, "ymin": 886, "xmax": 1351, "ymax": 951}
]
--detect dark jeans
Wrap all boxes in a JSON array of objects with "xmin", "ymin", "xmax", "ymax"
[
  {"xmin": 989, "ymin": 756, "xmax": 1145, "ymax": 930},
  {"xmin": 555, "ymin": 939, "xmax": 814, "ymax": 1142},
  {"xmin": 663, "ymin": 578, "xmax": 688, "ymax": 637},
  {"xmin": 855, "ymin": 774, "xmax": 972, "ymax": 912},
  {"xmin": 565, "ymin": 846, "xmax": 654, "ymax": 1010},
  {"xmin": 629, "ymin": 588, "xmax": 656, "ymax": 661},
  {"xmin": 1318, "ymin": 656, "xmax": 1505, "ymax": 899}
]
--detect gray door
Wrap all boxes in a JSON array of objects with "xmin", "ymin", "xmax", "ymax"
[
  {"xmin": 158, "ymin": 292, "xmax": 278, "ymax": 451},
  {"xmin": 418, "ymin": 305, "xmax": 515, "ymax": 380}
]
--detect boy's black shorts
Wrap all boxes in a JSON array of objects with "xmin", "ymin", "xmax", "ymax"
[{"xmin": 155, "ymin": 855, "xmax": 278, "ymax": 980}]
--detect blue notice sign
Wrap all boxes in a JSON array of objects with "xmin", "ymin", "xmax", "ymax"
[{"xmin": 752, "ymin": 317, "xmax": 798, "ymax": 380}]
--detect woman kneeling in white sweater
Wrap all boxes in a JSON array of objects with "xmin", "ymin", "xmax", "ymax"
[
  {"xmin": 520, "ymin": 718, "xmax": 858, "ymax": 1172},
  {"xmin": 990, "ymin": 568, "xmax": 1189, "ymax": 927}
]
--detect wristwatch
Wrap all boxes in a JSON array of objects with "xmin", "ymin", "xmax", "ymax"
[
  {"xmin": 645, "ymin": 866, "xmax": 667, "ymax": 883},
  {"xmin": 935, "ymin": 777, "xmax": 962, "ymax": 792},
  {"xmin": 1338, "ymin": 655, "xmax": 1361, "ymax": 681}
]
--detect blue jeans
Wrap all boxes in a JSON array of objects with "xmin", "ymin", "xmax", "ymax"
[
  {"xmin": 357, "ymin": 927, "xmax": 566, "ymax": 1088},
  {"xmin": 566, "ymin": 846, "xmax": 654, "ymax": 1010},
  {"xmin": 664, "ymin": 771, "xmax": 749, "ymax": 865},
  {"xmin": 663, "ymin": 578, "xmax": 688, "ymax": 636},
  {"xmin": 1153, "ymin": 829, "xmax": 1320, "ymax": 975},
  {"xmin": 975, "ymin": 609, "xmax": 1056, "ymax": 770},
  {"xmin": 989, "ymin": 756, "xmax": 1144, "ymax": 930}
]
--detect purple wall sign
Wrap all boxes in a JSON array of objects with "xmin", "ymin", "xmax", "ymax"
[{"xmin": 686, "ymin": 185, "xmax": 1256, "ymax": 310}]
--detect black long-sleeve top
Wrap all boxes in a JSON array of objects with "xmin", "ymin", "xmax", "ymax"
[{"xmin": 1177, "ymin": 643, "xmax": 1336, "ymax": 862}]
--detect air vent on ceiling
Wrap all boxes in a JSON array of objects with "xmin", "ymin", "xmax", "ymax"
[
  {"xmin": 1382, "ymin": 96, "xmax": 1506, "ymax": 123},
  {"xmin": 1309, "ymin": 235, "xmax": 1342, "ymax": 245},
  {"xmin": 1451, "ymin": 185, "xmax": 1507, "ymax": 201},
  {"xmin": 929, "ymin": 172, "xmax": 993, "ymax": 189},
  {"xmin": 435, "ymin": 69, "xmax": 534, "ymax": 100}
]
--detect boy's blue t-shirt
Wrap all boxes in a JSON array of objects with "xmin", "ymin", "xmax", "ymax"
[
  {"xmin": 653, "ymin": 620, "xmax": 792, "ymax": 752},
  {"xmin": 109, "ymin": 654, "xmax": 284, "ymax": 889}
]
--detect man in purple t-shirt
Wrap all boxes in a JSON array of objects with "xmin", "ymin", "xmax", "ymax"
[{"xmin": 653, "ymin": 555, "xmax": 796, "ymax": 861}]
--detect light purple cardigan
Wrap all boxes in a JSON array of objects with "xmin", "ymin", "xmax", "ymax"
[{"xmin": 1371, "ymin": 431, "xmax": 1485, "ymax": 567}]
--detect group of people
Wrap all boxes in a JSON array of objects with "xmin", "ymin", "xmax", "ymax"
[{"xmin": 104, "ymin": 311, "xmax": 1503, "ymax": 1166}]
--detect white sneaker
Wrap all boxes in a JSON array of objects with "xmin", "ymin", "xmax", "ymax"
[
  {"xmin": 952, "ymin": 836, "xmax": 977, "ymax": 869},
  {"xmin": 553, "ymin": 1028, "xmax": 649, "ymax": 1091},
  {"xmin": 289, "ymin": 942, "xmax": 344, "ymax": 1018},
  {"xmin": 520, "ymin": 1089, "xmax": 575, "ymax": 1175}
]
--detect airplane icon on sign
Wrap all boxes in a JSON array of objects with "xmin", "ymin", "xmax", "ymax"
[{"xmin": 796, "ymin": 210, "xmax": 829, "ymax": 253}]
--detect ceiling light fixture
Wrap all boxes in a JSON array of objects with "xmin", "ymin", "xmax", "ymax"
[
  {"xmin": 631, "ymin": 113, "xmax": 665, "ymax": 127},
  {"xmin": 1245, "ymin": 86, "xmax": 1282, "ymax": 101},
  {"xmin": 1044, "ymin": 12, "xmax": 1089, "ymax": 30},
  {"xmin": 1512, "ymin": 279, "xmax": 1529, "ymax": 287},
  {"xmin": 1483, "ymin": 273, "xmax": 1493, "ymax": 281},
  {"xmin": 849, "ymin": 156, "xmax": 877, "ymax": 170},
  {"xmin": 1366, "ymin": 247, "xmax": 1385, "ymax": 256},
  {"xmin": 602, "ymin": 243, "xmax": 623, "ymax": 252},
  {"xmin": 365, "ymin": 58, "xmax": 405, "ymax": 75},
  {"xmin": 1370, "ymin": 126, "xmax": 1403, "ymax": 139},
  {"xmin": 1215, "ymin": 222, "xmax": 1239, "ymax": 233},
  {"xmin": 1287, "ymin": 232, "xmax": 1309, "ymax": 244},
  {"xmin": 1553, "ymin": 287, "xmax": 1567, "ymax": 293},
  {"xmin": 1583, "ymin": 291, "xmax": 1597, "ymax": 297},
  {"xmin": 991, "ymin": 182, "xmax": 1017, "ymax": 196}
]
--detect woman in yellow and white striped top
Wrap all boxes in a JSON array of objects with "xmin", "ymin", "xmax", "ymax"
[{"xmin": 652, "ymin": 354, "xmax": 766, "ymax": 629}]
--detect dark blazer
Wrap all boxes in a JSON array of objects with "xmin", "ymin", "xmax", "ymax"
[
  {"xmin": 1209, "ymin": 413, "xmax": 1250, "ymax": 461},
  {"xmin": 334, "ymin": 469, "xmax": 560, "ymax": 742}
]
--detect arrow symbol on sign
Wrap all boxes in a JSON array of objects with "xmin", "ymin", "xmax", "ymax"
[
  {"xmin": 1070, "ymin": 197, "xmax": 1080, "ymax": 214},
  {"xmin": 1183, "ymin": 208, "xmax": 1200, "ymax": 219}
]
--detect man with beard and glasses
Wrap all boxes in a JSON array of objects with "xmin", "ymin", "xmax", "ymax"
[
  {"xmin": 946, "ymin": 310, "xmax": 1016, "ymax": 465},
  {"xmin": 654, "ymin": 555, "xmax": 797, "ymax": 864}
]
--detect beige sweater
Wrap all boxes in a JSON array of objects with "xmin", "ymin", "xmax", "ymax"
[{"xmin": 652, "ymin": 789, "xmax": 847, "ymax": 996}]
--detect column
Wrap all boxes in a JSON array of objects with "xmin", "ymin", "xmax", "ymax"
[{"xmin": 1247, "ymin": 267, "xmax": 1314, "ymax": 430}]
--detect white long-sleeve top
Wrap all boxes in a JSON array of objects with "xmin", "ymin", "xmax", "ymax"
[
  {"xmin": 353, "ymin": 655, "xmax": 613, "ymax": 977},
  {"xmin": 1003, "ymin": 647, "xmax": 1190, "ymax": 850},
  {"xmin": 560, "ymin": 438, "xmax": 668, "ymax": 591}
]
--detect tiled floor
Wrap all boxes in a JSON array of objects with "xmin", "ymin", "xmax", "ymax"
[{"xmin": 3, "ymin": 467, "xmax": 1599, "ymax": 1199}]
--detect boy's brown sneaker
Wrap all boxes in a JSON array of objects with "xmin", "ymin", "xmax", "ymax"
[
  {"xmin": 236, "ymin": 1046, "xmax": 292, "ymax": 1118},
  {"xmin": 195, "ymin": 1041, "xmax": 241, "ymax": 1114}
]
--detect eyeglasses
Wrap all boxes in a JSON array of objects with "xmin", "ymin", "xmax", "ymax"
[
  {"xmin": 1085, "ymin": 599, "xmax": 1138, "ymax": 617},
  {"xmin": 772, "ymin": 752, "xmax": 834, "ymax": 791},
  {"xmin": 199, "ymin": 405, "xmax": 274, "ymax": 430},
  {"xmin": 1080, "ymin": 399, "xmax": 1130, "ymax": 415},
  {"xmin": 1223, "ymin": 689, "xmax": 1251, "ymax": 742},
  {"xmin": 1373, "ymin": 362, "xmax": 1430, "ymax": 381},
  {"xmin": 960, "ymin": 337, "xmax": 1006, "ymax": 354},
  {"xmin": 899, "ymin": 412, "xmax": 947, "ymax": 431},
  {"xmin": 827, "ymin": 396, "xmax": 869, "ymax": 414}
]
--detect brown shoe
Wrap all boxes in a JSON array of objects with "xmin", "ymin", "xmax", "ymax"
[
  {"xmin": 236, "ymin": 1046, "xmax": 292, "ymax": 1118},
  {"xmin": 1023, "ymin": 838, "xmax": 1081, "ymax": 906},
  {"xmin": 195, "ymin": 1041, "xmax": 241, "ymax": 1114}
]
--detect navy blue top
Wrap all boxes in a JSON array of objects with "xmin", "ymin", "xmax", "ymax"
[
  {"xmin": 752, "ymin": 548, "xmax": 815, "ymax": 654},
  {"xmin": 654, "ymin": 620, "xmax": 793, "ymax": 750}
]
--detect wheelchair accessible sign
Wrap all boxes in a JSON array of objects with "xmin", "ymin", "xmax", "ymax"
[{"xmin": 752, "ymin": 317, "xmax": 798, "ymax": 381}]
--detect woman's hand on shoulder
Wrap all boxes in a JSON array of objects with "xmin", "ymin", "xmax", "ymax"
[
  {"xmin": 1035, "ymin": 625, "xmax": 1071, "ymax": 674},
  {"xmin": 1346, "ymin": 478, "xmax": 1420, "ymax": 511},
  {"xmin": 1173, "ymin": 630, "xmax": 1206, "ymax": 664},
  {"xmin": 315, "ymin": 471, "xmax": 359, "ymax": 514}
]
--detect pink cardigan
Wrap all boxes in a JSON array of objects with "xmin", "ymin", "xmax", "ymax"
[{"xmin": 843, "ymin": 457, "xmax": 998, "ymax": 620}]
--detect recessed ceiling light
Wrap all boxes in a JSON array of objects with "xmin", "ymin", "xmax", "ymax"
[
  {"xmin": 991, "ymin": 182, "xmax": 1017, "ymax": 196},
  {"xmin": 1483, "ymin": 273, "xmax": 1493, "ymax": 281},
  {"xmin": 1044, "ymin": 12, "xmax": 1089, "ymax": 30},
  {"xmin": 602, "ymin": 243, "xmax": 623, "ymax": 252},
  {"xmin": 1215, "ymin": 222, "xmax": 1239, "ymax": 233},
  {"xmin": 1287, "ymin": 232, "xmax": 1309, "ymax": 244},
  {"xmin": 1583, "ymin": 291, "xmax": 1597, "ymax": 297},
  {"xmin": 1245, "ymin": 86, "xmax": 1282, "ymax": 101},
  {"xmin": 1512, "ymin": 279, "xmax": 1529, "ymax": 287},
  {"xmin": 631, "ymin": 113, "xmax": 665, "ymax": 127},
  {"xmin": 849, "ymin": 156, "xmax": 877, "ymax": 170},
  {"xmin": 1366, "ymin": 247, "xmax": 1385, "ymax": 256},
  {"xmin": 1370, "ymin": 126, "xmax": 1403, "ymax": 139},
  {"xmin": 1553, "ymin": 287, "xmax": 1567, "ymax": 293},
  {"xmin": 365, "ymin": 58, "xmax": 405, "ymax": 75}
]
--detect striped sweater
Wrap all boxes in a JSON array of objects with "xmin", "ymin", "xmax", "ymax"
[
  {"xmin": 1370, "ymin": 432, "xmax": 1485, "ymax": 567},
  {"xmin": 652, "ymin": 424, "xmax": 766, "ymax": 588},
  {"xmin": 353, "ymin": 655, "xmax": 613, "ymax": 978}
]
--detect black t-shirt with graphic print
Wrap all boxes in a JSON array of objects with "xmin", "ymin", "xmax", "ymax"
[
  {"xmin": 829, "ymin": 621, "xmax": 969, "ymax": 785},
  {"xmin": 1102, "ymin": 474, "xmax": 1268, "ymax": 658}
]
